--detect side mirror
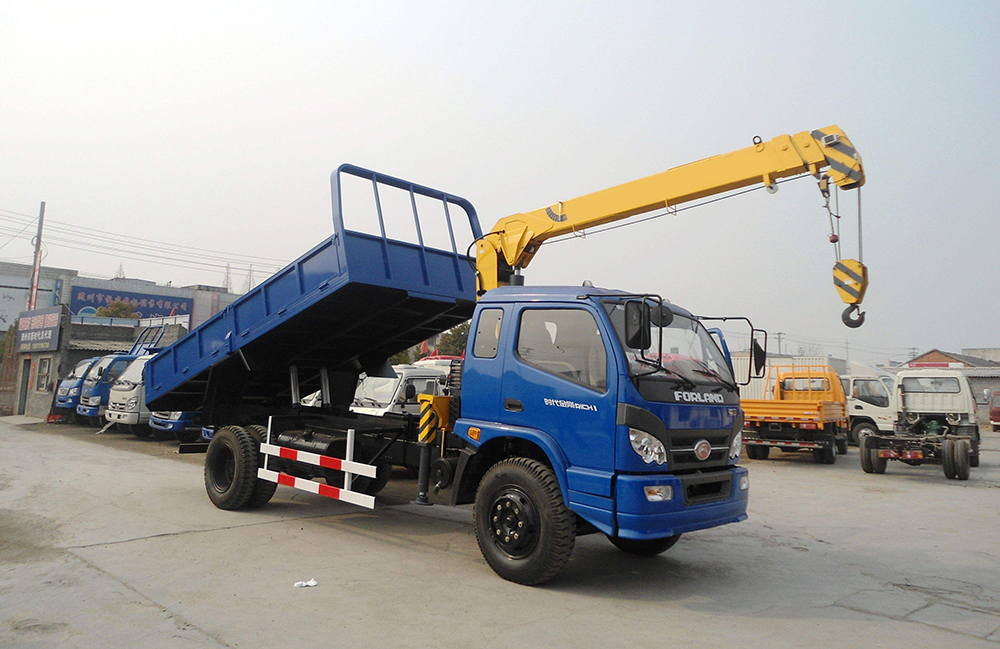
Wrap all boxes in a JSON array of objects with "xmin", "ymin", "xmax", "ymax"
[
  {"xmin": 650, "ymin": 305, "xmax": 673, "ymax": 328},
  {"xmin": 404, "ymin": 383, "xmax": 417, "ymax": 402},
  {"xmin": 624, "ymin": 301, "xmax": 652, "ymax": 350},
  {"xmin": 751, "ymin": 332, "xmax": 767, "ymax": 378},
  {"xmin": 96, "ymin": 367, "xmax": 104, "ymax": 378}
]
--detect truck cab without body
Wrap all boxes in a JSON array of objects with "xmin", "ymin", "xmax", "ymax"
[
  {"xmin": 76, "ymin": 354, "xmax": 135, "ymax": 426},
  {"xmin": 105, "ymin": 354, "xmax": 154, "ymax": 435},
  {"xmin": 860, "ymin": 369, "xmax": 980, "ymax": 479},
  {"xmin": 351, "ymin": 365, "xmax": 447, "ymax": 417},
  {"xmin": 56, "ymin": 357, "xmax": 101, "ymax": 423},
  {"xmin": 840, "ymin": 373, "xmax": 895, "ymax": 444}
]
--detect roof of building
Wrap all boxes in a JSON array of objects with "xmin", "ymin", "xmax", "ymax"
[
  {"xmin": 68, "ymin": 340, "xmax": 133, "ymax": 352},
  {"xmin": 908, "ymin": 349, "xmax": 1000, "ymax": 368}
]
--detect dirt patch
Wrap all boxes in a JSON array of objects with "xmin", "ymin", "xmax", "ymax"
[{"xmin": 0, "ymin": 508, "xmax": 63, "ymax": 564}]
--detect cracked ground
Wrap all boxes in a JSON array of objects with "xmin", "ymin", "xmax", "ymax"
[{"xmin": 2, "ymin": 420, "xmax": 999, "ymax": 648}]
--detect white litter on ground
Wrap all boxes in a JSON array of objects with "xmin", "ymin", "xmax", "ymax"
[{"xmin": 294, "ymin": 578, "xmax": 318, "ymax": 588}]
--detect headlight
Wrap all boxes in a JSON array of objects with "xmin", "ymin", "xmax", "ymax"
[
  {"xmin": 629, "ymin": 428, "xmax": 667, "ymax": 465},
  {"xmin": 126, "ymin": 397, "xmax": 139, "ymax": 411},
  {"xmin": 730, "ymin": 430, "xmax": 742, "ymax": 459},
  {"xmin": 90, "ymin": 396, "xmax": 101, "ymax": 406},
  {"xmin": 69, "ymin": 387, "xmax": 79, "ymax": 396},
  {"xmin": 169, "ymin": 411, "xmax": 182, "ymax": 421},
  {"xmin": 58, "ymin": 388, "xmax": 68, "ymax": 396}
]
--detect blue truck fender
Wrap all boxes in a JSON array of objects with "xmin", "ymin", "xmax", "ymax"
[{"xmin": 449, "ymin": 420, "xmax": 571, "ymax": 507}]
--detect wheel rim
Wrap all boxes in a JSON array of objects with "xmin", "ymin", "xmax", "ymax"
[
  {"xmin": 210, "ymin": 445, "xmax": 236, "ymax": 493},
  {"xmin": 489, "ymin": 486, "xmax": 540, "ymax": 559}
]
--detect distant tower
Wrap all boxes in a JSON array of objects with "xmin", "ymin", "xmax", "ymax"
[
  {"xmin": 115, "ymin": 263, "xmax": 125, "ymax": 279},
  {"xmin": 223, "ymin": 263, "xmax": 232, "ymax": 293},
  {"xmin": 242, "ymin": 264, "xmax": 254, "ymax": 294}
]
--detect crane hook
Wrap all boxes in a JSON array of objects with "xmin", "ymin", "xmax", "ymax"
[{"xmin": 842, "ymin": 304, "xmax": 865, "ymax": 328}]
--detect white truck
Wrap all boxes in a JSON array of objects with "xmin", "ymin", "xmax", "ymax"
[
  {"xmin": 860, "ymin": 368, "xmax": 980, "ymax": 479},
  {"xmin": 105, "ymin": 354, "xmax": 154, "ymax": 436},
  {"xmin": 839, "ymin": 371, "xmax": 895, "ymax": 444},
  {"xmin": 351, "ymin": 364, "xmax": 448, "ymax": 417}
]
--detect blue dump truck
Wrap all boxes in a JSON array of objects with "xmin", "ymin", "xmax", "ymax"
[
  {"xmin": 146, "ymin": 129, "xmax": 867, "ymax": 584},
  {"xmin": 76, "ymin": 327, "xmax": 164, "ymax": 427},
  {"xmin": 149, "ymin": 411, "xmax": 200, "ymax": 443},
  {"xmin": 56, "ymin": 356, "xmax": 101, "ymax": 423}
]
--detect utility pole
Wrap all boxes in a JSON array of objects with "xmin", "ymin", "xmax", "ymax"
[
  {"xmin": 845, "ymin": 339, "xmax": 851, "ymax": 367},
  {"xmin": 775, "ymin": 332, "xmax": 785, "ymax": 356},
  {"xmin": 27, "ymin": 201, "xmax": 45, "ymax": 311}
]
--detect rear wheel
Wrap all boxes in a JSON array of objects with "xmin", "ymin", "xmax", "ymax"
[
  {"xmin": 813, "ymin": 444, "xmax": 836, "ymax": 464},
  {"xmin": 245, "ymin": 425, "xmax": 279, "ymax": 509},
  {"xmin": 860, "ymin": 435, "xmax": 874, "ymax": 473},
  {"xmin": 132, "ymin": 424, "xmax": 153, "ymax": 438},
  {"xmin": 474, "ymin": 458, "xmax": 576, "ymax": 585},
  {"xmin": 205, "ymin": 426, "xmax": 258, "ymax": 510},
  {"xmin": 746, "ymin": 444, "xmax": 769, "ymax": 460},
  {"xmin": 953, "ymin": 438, "xmax": 971, "ymax": 480},
  {"xmin": 608, "ymin": 534, "xmax": 681, "ymax": 556},
  {"xmin": 969, "ymin": 434, "xmax": 981, "ymax": 468},
  {"xmin": 836, "ymin": 436, "xmax": 849, "ymax": 455},
  {"xmin": 942, "ymin": 439, "xmax": 957, "ymax": 479},
  {"xmin": 871, "ymin": 447, "xmax": 887, "ymax": 474}
]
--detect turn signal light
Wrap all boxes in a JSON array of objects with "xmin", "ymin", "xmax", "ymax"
[
  {"xmin": 468, "ymin": 427, "xmax": 481, "ymax": 441},
  {"xmin": 878, "ymin": 450, "xmax": 899, "ymax": 459},
  {"xmin": 644, "ymin": 485, "xmax": 673, "ymax": 502},
  {"xmin": 799, "ymin": 423, "xmax": 818, "ymax": 430},
  {"xmin": 901, "ymin": 450, "xmax": 923, "ymax": 460}
]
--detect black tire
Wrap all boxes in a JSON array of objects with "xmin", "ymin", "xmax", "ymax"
[
  {"xmin": 746, "ymin": 444, "xmax": 769, "ymax": 460},
  {"xmin": 969, "ymin": 434, "xmax": 980, "ymax": 468},
  {"xmin": 132, "ymin": 424, "xmax": 153, "ymax": 438},
  {"xmin": 860, "ymin": 435, "xmax": 874, "ymax": 473},
  {"xmin": 953, "ymin": 438, "xmax": 971, "ymax": 480},
  {"xmin": 205, "ymin": 426, "xmax": 258, "ymax": 510},
  {"xmin": 244, "ymin": 425, "xmax": 279, "ymax": 509},
  {"xmin": 745, "ymin": 444, "xmax": 757, "ymax": 460},
  {"xmin": 73, "ymin": 412, "xmax": 89, "ymax": 426},
  {"xmin": 871, "ymin": 447, "xmax": 887, "ymax": 474},
  {"xmin": 174, "ymin": 429, "xmax": 202, "ymax": 444},
  {"xmin": 473, "ymin": 458, "xmax": 576, "ymax": 585},
  {"xmin": 813, "ymin": 444, "xmax": 836, "ymax": 464},
  {"xmin": 836, "ymin": 436, "xmax": 849, "ymax": 455},
  {"xmin": 942, "ymin": 439, "xmax": 956, "ymax": 479},
  {"xmin": 851, "ymin": 421, "xmax": 877, "ymax": 446},
  {"xmin": 608, "ymin": 534, "xmax": 681, "ymax": 556}
]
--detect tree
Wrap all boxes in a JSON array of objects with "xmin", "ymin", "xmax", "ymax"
[
  {"xmin": 436, "ymin": 321, "xmax": 470, "ymax": 356},
  {"xmin": 96, "ymin": 300, "xmax": 141, "ymax": 319}
]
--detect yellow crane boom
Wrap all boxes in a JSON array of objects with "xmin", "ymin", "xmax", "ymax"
[{"xmin": 475, "ymin": 125, "xmax": 868, "ymax": 327}]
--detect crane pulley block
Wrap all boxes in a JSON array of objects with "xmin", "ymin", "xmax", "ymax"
[{"xmin": 833, "ymin": 259, "xmax": 868, "ymax": 306}]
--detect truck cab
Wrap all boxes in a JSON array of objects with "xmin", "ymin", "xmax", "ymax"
[
  {"xmin": 76, "ymin": 354, "xmax": 135, "ymax": 426},
  {"xmin": 56, "ymin": 356, "xmax": 100, "ymax": 422},
  {"xmin": 990, "ymin": 391, "xmax": 1000, "ymax": 432},
  {"xmin": 840, "ymin": 374, "xmax": 895, "ymax": 443},
  {"xmin": 105, "ymin": 354, "xmax": 154, "ymax": 434},
  {"xmin": 352, "ymin": 364, "xmax": 448, "ymax": 417},
  {"xmin": 451, "ymin": 287, "xmax": 747, "ymax": 546}
]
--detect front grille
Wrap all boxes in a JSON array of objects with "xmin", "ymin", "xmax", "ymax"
[
  {"xmin": 668, "ymin": 431, "xmax": 732, "ymax": 472},
  {"xmin": 107, "ymin": 402, "xmax": 125, "ymax": 411}
]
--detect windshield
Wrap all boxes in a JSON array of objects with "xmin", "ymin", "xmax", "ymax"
[
  {"xmin": 354, "ymin": 376, "xmax": 401, "ymax": 406},
  {"xmin": 603, "ymin": 301, "xmax": 735, "ymax": 387},
  {"xmin": 115, "ymin": 357, "xmax": 149, "ymax": 387},
  {"xmin": 70, "ymin": 359, "xmax": 94, "ymax": 379},
  {"xmin": 84, "ymin": 357, "xmax": 114, "ymax": 385}
]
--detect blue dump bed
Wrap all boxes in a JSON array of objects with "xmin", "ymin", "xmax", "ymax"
[{"xmin": 146, "ymin": 165, "xmax": 483, "ymax": 412}]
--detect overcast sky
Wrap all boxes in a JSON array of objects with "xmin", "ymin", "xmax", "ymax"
[{"xmin": 1, "ymin": 1, "xmax": 997, "ymax": 364}]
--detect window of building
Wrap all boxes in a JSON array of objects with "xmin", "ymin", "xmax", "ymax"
[
  {"xmin": 516, "ymin": 309, "xmax": 607, "ymax": 391},
  {"xmin": 35, "ymin": 358, "xmax": 51, "ymax": 392}
]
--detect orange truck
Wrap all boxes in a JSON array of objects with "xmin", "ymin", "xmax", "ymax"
[{"xmin": 741, "ymin": 365, "xmax": 849, "ymax": 464}]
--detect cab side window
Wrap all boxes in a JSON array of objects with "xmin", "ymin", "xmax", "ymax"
[
  {"xmin": 473, "ymin": 309, "xmax": 503, "ymax": 359},
  {"xmin": 854, "ymin": 379, "xmax": 889, "ymax": 407},
  {"xmin": 516, "ymin": 309, "xmax": 607, "ymax": 391}
]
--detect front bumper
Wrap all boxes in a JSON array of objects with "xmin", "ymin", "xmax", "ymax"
[
  {"xmin": 76, "ymin": 404, "xmax": 103, "ymax": 417},
  {"xmin": 149, "ymin": 418, "xmax": 186, "ymax": 432},
  {"xmin": 615, "ymin": 466, "xmax": 749, "ymax": 540},
  {"xmin": 105, "ymin": 409, "xmax": 143, "ymax": 425},
  {"xmin": 56, "ymin": 396, "xmax": 79, "ymax": 410}
]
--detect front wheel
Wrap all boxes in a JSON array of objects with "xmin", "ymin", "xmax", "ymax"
[
  {"xmin": 851, "ymin": 421, "xmax": 877, "ymax": 446},
  {"xmin": 473, "ymin": 458, "xmax": 576, "ymax": 585},
  {"xmin": 860, "ymin": 435, "xmax": 874, "ymax": 473},
  {"xmin": 608, "ymin": 534, "xmax": 681, "ymax": 556}
]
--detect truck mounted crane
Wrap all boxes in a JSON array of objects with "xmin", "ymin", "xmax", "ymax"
[{"xmin": 146, "ymin": 124, "xmax": 869, "ymax": 585}]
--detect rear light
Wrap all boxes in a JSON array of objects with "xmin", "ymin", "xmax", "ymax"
[
  {"xmin": 878, "ymin": 449, "xmax": 900, "ymax": 459},
  {"xmin": 901, "ymin": 450, "xmax": 923, "ymax": 460},
  {"xmin": 799, "ymin": 423, "xmax": 818, "ymax": 430}
]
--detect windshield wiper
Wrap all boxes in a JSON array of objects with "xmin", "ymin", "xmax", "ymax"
[
  {"xmin": 632, "ymin": 356, "xmax": 697, "ymax": 390},
  {"xmin": 691, "ymin": 363, "xmax": 737, "ymax": 390}
]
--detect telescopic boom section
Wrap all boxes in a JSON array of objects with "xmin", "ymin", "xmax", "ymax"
[{"xmin": 475, "ymin": 125, "xmax": 865, "ymax": 296}]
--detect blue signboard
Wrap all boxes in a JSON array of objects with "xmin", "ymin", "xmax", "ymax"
[
  {"xmin": 70, "ymin": 287, "xmax": 192, "ymax": 319},
  {"xmin": 16, "ymin": 306, "xmax": 62, "ymax": 352}
]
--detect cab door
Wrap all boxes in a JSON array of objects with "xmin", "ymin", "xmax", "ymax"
[{"xmin": 500, "ymin": 305, "xmax": 617, "ymax": 482}]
